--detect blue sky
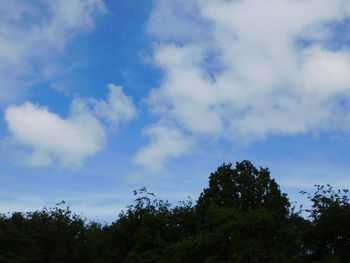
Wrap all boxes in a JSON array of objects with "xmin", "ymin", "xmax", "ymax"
[{"xmin": 2, "ymin": 0, "xmax": 350, "ymax": 221}]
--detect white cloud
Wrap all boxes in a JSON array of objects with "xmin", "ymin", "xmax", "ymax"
[
  {"xmin": 93, "ymin": 84, "xmax": 137, "ymax": 128},
  {"xmin": 0, "ymin": 0, "xmax": 105, "ymax": 103},
  {"xmin": 302, "ymin": 47, "xmax": 350, "ymax": 96},
  {"xmin": 137, "ymin": 0, "xmax": 350, "ymax": 170},
  {"xmin": 134, "ymin": 123, "xmax": 193, "ymax": 172},
  {"xmin": 4, "ymin": 84, "xmax": 136, "ymax": 167},
  {"xmin": 5, "ymin": 102, "xmax": 105, "ymax": 167}
]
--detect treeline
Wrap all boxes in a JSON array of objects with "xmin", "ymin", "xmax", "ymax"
[{"xmin": 1, "ymin": 161, "xmax": 350, "ymax": 262}]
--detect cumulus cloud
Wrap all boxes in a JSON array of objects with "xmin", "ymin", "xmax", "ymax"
[
  {"xmin": 136, "ymin": 0, "xmax": 350, "ymax": 170},
  {"xmin": 0, "ymin": 0, "xmax": 105, "ymax": 103},
  {"xmin": 5, "ymin": 101, "xmax": 105, "ymax": 167},
  {"xmin": 5, "ymin": 84, "xmax": 136, "ymax": 167},
  {"xmin": 93, "ymin": 84, "xmax": 137, "ymax": 127}
]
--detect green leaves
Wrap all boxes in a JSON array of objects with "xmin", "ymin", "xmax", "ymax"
[
  {"xmin": 301, "ymin": 185, "xmax": 350, "ymax": 261},
  {"xmin": 1, "ymin": 161, "xmax": 350, "ymax": 262},
  {"xmin": 197, "ymin": 161, "xmax": 290, "ymax": 218}
]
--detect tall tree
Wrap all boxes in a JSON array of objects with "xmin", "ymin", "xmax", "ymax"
[
  {"xmin": 186, "ymin": 161, "xmax": 304, "ymax": 262},
  {"xmin": 197, "ymin": 161, "xmax": 290, "ymax": 216},
  {"xmin": 302, "ymin": 185, "xmax": 350, "ymax": 262}
]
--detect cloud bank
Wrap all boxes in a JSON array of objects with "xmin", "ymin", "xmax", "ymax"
[
  {"xmin": 5, "ymin": 84, "xmax": 136, "ymax": 167},
  {"xmin": 137, "ymin": 0, "xmax": 350, "ymax": 171}
]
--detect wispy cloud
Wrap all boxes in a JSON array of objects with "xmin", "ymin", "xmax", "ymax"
[
  {"xmin": 0, "ymin": 0, "xmax": 105, "ymax": 103},
  {"xmin": 0, "ymin": 192, "xmax": 128, "ymax": 222},
  {"xmin": 134, "ymin": 123, "xmax": 193, "ymax": 173}
]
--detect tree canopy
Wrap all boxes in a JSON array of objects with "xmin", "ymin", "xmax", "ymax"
[{"xmin": 1, "ymin": 161, "xmax": 350, "ymax": 262}]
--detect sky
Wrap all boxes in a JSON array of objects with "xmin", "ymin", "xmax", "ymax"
[{"xmin": 2, "ymin": 0, "xmax": 350, "ymax": 222}]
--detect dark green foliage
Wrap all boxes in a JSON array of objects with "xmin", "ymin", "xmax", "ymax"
[
  {"xmin": 1, "ymin": 161, "xmax": 350, "ymax": 262},
  {"xmin": 302, "ymin": 185, "xmax": 350, "ymax": 262},
  {"xmin": 104, "ymin": 188, "xmax": 172, "ymax": 262},
  {"xmin": 0, "ymin": 206, "xmax": 94, "ymax": 263},
  {"xmin": 197, "ymin": 161, "xmax": 290, "ymax": 216},
  {"xmin": 178, "ymin": 161, "xmax": 303, "ymax": 263}
]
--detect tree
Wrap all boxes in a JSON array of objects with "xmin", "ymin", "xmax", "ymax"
[
  {"xmin": 302, "ymin": 185, "xmax": 350, "ymax": 262},
  {"xmin": 197, "ymin": 160, "xmax": 290, "ymax": 216},
  {"xmin": 0, "ymin": 205, "xmax": 93, "ymax": 263},
  {"xmin": 0, "ymin": 212, "xmax": 38, "ymax": 263},
  {"xmin": 187, "ymin": 161, "xmax": 304, "ymax": 262},
  {"xmin": 6, "ymin": 161, "xmax": 350, "ymax": 262},
  {"xmin": 104, "ymin": 188, "xmax": 172, "ymax": 262}
]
